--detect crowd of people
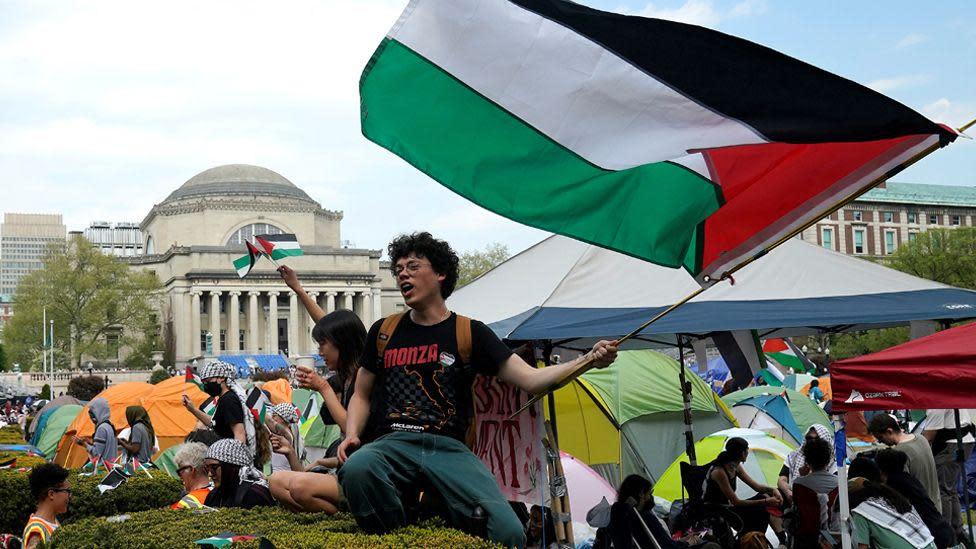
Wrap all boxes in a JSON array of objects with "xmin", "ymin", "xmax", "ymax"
[{"xmin": 16, "ymin": 232, "xmax": 976, "ymax": 549}]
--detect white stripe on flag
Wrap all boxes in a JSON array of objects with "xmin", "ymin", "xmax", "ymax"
[{"xmin": 390, "ymin": 0, "xmax": 765, "ymax": 171}]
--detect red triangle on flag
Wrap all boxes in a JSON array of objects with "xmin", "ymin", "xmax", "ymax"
[{"xmin": 254, "ymin": 236, "xmax": 275, "ymax": 256}]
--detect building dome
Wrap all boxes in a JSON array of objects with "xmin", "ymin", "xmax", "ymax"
[{"xmin": 163, "ymin": 164, "xmax": 315, "ymax": 203}]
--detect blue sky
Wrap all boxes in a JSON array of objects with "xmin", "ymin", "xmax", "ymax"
[{"xmin": 1, "ymin": 0, "xmax": 972, "ymax": 256}]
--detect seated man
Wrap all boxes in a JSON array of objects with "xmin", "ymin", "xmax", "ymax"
[
  {"xmin": 169, "ymin": 442, "xmax": 213, "ymax": 509},
  {"xmin": 790, "ymin": 437, "xmax": 838, "ymax": 534},
  {"xmin": 876, "ymin": 448, "xmax": 955, "ymax": 549},
  {"xmin": 23, "ymin": 463, "xmax": 71, "ymax": 549},
  {"xmin": 337, "ymin": 232, "xmax": 617, "ymax": 547},
  {"xmin": 203, "ymin": 439, "xmax": 274, "ymax": 509}
]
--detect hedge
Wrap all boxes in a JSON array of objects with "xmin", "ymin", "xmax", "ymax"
[
  {"xmin": 53, "ymin": 508, "xmax": 500, "ymax": 548},
  {"xmin": 0, "ymin": 452, "xmax": 47, "ymax": 469},
  {"xmin": 0, "ymin": 425, "xmax": 26, "ymax": 445},
  {"xmin": 0, "ymin": 470, "xmax": 182, "ymax": 536}
]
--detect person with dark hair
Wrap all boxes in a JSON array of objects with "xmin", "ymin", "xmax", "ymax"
[
  {"xmin": 23, "ymin": 463, "xmax": 70, "ymax": 549},
  {"xmin": 808, "ymin": 379, "xmax": 824, "ymax": 404},
  {"xmin": 525, "ymin": 505, "xmax": 558, "ymax": 549},
  {"xmin": 598, "ymin": 474, "xmax": 720, "ymax": 549},
  {"xmin": 336, "ymin": 232, "xmax": 618, "ymax": 547},
  {"xmin": 848, "ymin": 455, "xmax": 881, "ymax": 483},
  {"xmin": 876, "ymin": 449, "xmax": 955, "ymax": 549},
  {"xmin": 790, "ymin": 437, "xmax": 839, "ymax": 536},
  {"xmin": 848, "ymin": 477, "xmax": 935, "ymax": 549},
  {"xmin": 779, "ymin": 424, "xmax": 836, "ymax": 505},
  {"xmin": 203, "ymin": 439, "xmax": 274, "ymax": 509},
  {"xmin": 119, "ymin": 405, "xmax": 155, "ymax": 464},
  {"xmin": 704, "ymin": 439, "xmax": 782, "ymax": 536},
  {"xmin": 868, "ymin": 413, "xmax": 941, "ymax": 514}
]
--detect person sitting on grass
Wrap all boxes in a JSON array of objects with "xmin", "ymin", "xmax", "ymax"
[
  {"xmin": 267, "ymin": 403, "xmax": 306, "ymax": 473},
  {"xmin": 169, "ymin": 442, "xmax": 213, "ymax": 510},
  {"xmin": 23, "ymin": 463, "xmax": 71, "ymax": 549},
  {"xmin": 72, "ymin": 397, "xmax": 118, "ymax": 466},
  {"xmin": 203, "ymin": 439, "xmax": 274, "ymax": 509}
]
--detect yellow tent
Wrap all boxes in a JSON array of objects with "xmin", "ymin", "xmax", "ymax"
[{"xmin": 55, "ymin": 382, "xmax": 154, "ymax": 468}]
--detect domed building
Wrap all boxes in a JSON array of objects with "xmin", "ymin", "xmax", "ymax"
[{"xmin": 128, "ymin": 164, "xmax": 402, "ymax": 364}]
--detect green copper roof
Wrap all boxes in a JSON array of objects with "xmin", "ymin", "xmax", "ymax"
[{"xmin": 861, "ymin": 182, "xmax": 976, "ymax": 208}]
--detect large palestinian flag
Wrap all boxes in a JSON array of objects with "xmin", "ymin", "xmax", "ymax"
[{"xmin": 361, "ymin": 0, "xmax": 957, "ymax": 282}]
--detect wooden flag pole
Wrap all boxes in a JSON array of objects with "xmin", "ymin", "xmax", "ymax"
[
  {"xmin": 510, "ymin": 130, "xmax": 954, "ymax": 419},
  {"xmin": 959, "ymin": 116, "xmax": 976, "ymax": 133}
]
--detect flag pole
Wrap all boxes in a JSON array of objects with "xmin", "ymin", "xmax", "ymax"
[
  {"xmin": 510, "ymin": 133, "xmax": 951, "ymax": 419},
  {"xmin": 959, "ymin": 116, "xmax": 976, "ymax": 133}
]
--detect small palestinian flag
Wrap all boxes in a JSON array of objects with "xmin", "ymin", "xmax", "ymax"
[
  {"xmin": 763, "ymin": 338, "xmax": 815, "ymax": 373},
  {"xmin": 246, "ymin": 387, "xmax": 270, "ymax": 425},
  {"xmin": 194, "ymin": 533, "xmax": 259, "ymax": 548},
  {"xmin": 0, "ymin": 457, "xmax": 16, "ymax": 469},
  {"xmin": 299, "ymin": 393, "xmax": 320, "ymax": 438},
  {"xmin": 233, "ymin": 241, "xmax": 264, "ymax": 278},
  {"xmin": 130, "ymin": 458, "xmax": 154, "ymax": 478},
  {"xmin": 185, "ymin": 366, "xmax": 204, "ymax": 391},
  {"xmin": 201, "ymin": 396, "xmax": 218, "ymax": 419},
  {"xmin": 254, "ymin": 234, "xmax": 303, "ymax": 261},
  {"xmin": 80, "ymin": 456, "xmax": 102, "ymax": 476}
]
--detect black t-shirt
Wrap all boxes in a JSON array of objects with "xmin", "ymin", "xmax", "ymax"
[
  {"xmin": 320, "ymin": 374, "xmax": 355, "ymax": 426},
  {"xmin": 362, "ymin": 312, "xmax": 512, "ymax": 441},
  {"xmin": 213, "ymin": 391, "xmax": 245, "ymax": 440}
]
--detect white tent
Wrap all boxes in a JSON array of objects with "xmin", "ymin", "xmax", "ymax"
[{"xmin": 448, "ymin": 235, "xmax": 976, "ymax": 346}]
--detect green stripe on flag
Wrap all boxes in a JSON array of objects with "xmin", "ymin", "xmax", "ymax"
[
  {"xmin": 233, "ymin": 254, "xmax": 253, "ymax": 277},
  {"xmin": 270, "ymin": 248, "xmax": 303, "ymax": 260},
  {"xmin": 361, "ymin": 39, "xmax": 721, "ymax": 270},
  {"xmin": 768, "ymin": 352, "xmax": 807, "ymax": 372}
]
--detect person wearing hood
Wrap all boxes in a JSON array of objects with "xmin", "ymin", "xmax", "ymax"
[
  {"xmin": 119, "ymin": 405, "xmax": 156, "ymax": 464},
  {"xmin": 72, "ymin": 397, "xmax": 118, "ymax": 464}
]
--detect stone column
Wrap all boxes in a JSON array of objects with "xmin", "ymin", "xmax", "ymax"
[
  {"xmin": 248, "ymin": 291, "xmax": 260, "ymax": 352},
  {"xmin": 372, "ymin": 288, "xmax": 383, "ymax": 322},
  {"xmin": 190, "ymin": 291, "xmax": 202, "ymax": 356},
  {"xmin": 267, "ymin": 292, "xmax": 279, "ymax": 354},
  {"xmin": 228, "ymin": 291, "xmax": 241, "ymax": 351},
  {"xmin": 209, "ymin": 291, "xmax": 221, "ymax": 352},
  {"xmin": 326, "ymin": 291, "xmax": 337, "ymax": 314},
  {"xmin": 344, "ymin": 291, "xmax": 354, "ymax": 311},
  {"xmin": 307, "ymin": 292, "xmax": 320, "ymax": 354},
  {"xmin": 360, "ymin": 290, "xmax": 372, "ymax": 326},
  {"xmin": 289, "ymin": 292, "xmax": 300, "ymax": 357}
]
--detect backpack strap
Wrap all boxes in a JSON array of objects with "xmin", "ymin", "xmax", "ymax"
[
  {"xmin": 455, "ymin": 314, "xmax": 472, "ymax": 364},
  {"xmin": 376, "ymin": 313, "xmax": 406, "ymax": 359}
]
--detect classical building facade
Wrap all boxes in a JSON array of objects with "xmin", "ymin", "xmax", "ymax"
[
  {"xmin": 799, "ymin": 182, "xmax": 976, "ymax": 259},
  {"xmin": 126, "ymin": 164, "xmax": 403, "ymax": 364}
]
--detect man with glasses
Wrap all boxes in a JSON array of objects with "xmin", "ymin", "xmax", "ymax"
[
  {"xmin": 24, "ymin": 463, "xmax": 71, "ymax": 549},
  {"xmin": 337, "ymin": 232, "xmax": 618, "ymax": 547},
  {"xmin": 169, "ymin": 442, "xmax": 213, "ymax": 510}
]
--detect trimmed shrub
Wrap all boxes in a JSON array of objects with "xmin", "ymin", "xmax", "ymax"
[
  {"xmin": 0, "ymin": 426, "xmax": 26, "ymax": 445},
  {"xmin": 148, "ymin": 369, "xmax": 171, "ymax": 385},
  {"xmin": 67, "ymin": 375, "xmax": 105, "ymax": 401},
  {"xmin": 40, "ymin": 384, "xmax": 51, "ymax": 400},
  {"xmin": 53, "ymin": 508, "xmax": 500, "ymax": 548},
  {"xmin": 0, "ymin": 470, "xmax": 182, "ymax": 536},
  {"xmin": 0, "ymin": 452, "xmax": 47, "ymax": 469}
]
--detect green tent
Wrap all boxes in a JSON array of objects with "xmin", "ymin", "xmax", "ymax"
[
  {"xmin": 292, "ymin": 388, "xmax": 341, "ymax": 449},
  {"xmin": 35, "ymin": 404, "xmax": 83, "ymax": 459},
  {"xmin": 553, "ymin": 350, "xmax": 737, "ymax": 484},
  {"xmin": 722, "ymin": 387, "xmax": 831, "ymax": 447},
  {"xmin": 156, "ymin": 444, "xmax": 181, "ymax": 478}
]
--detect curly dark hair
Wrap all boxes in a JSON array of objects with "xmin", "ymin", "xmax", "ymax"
[
  {"xmin": 388, "ymin": 232, "xmax": 460, "ymax": 299},
  {"xmin": 29, "ymin": 463, "xmax": 69, "ymax": 502}
]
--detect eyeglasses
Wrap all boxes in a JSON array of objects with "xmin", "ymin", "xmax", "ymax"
[
  {"xmin": 52, "ymin": 488, "xmax": 72, "ymax": 495},
  {"xmin": 176, "ymin": 465, "xmax": 193, "ymax": 476},
  {"xmin": 393, "ymin": 260, "xmax": 429, "ymax": 276}
]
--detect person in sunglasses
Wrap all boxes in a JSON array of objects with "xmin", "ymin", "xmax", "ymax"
[
  {"xmin": 169, "ymin": 442, "xmax": 212, "ymax": 510},
  {"xmin": 202, "ymin": 439, "xmax": 273, "ymax": 509},
  {"xmin": 24, "ymin": 463, "xmax": 71, "ymax": 549}
]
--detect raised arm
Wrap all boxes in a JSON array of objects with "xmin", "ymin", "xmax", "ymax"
[
  {"xmin": 498, "ymin": 340, "xmax": 618, "ymax": 395},
  {"xmin": 278, "ymin": 265, "xmax": 326, "ymax": 322}
]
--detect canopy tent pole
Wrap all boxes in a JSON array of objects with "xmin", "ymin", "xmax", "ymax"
[
  {"xmin": 833, "ymin": 414, "xmax": 853, "ymax": 549},
  {"xmin": 955, "ymin": 409, "xmax": 974, "ymax": 543},
  {"xmin": 677, "ymin": 335, "xmax": 697, "ymax": 466}
]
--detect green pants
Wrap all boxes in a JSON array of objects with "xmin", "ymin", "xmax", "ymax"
[{"xmin": 338, "ymin": 431, "xmax": 525, "ymax": 548}]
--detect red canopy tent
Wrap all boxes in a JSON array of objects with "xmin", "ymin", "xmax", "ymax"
[{"xmin": 832, "ymin": 321, "xmax": 976, "ymax": 411}]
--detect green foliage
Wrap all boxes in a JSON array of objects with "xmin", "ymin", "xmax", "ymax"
[
  {"xmin": 53, "ymin": 508, "xmax": 499, "ymax": 549},
  {"xmin": 0, "ymin": 452, "xmax": 47, "ymax": 469},
  {"xmin": 2, "ymin": 235, "xmax": 163, "ymax": 370},
  {"xmin": 40, "ymin": 384, "xmax": 51, "ymax": 400},
  {"xmin": 0, "ymin": 425, "xmax": 26, "ymax": 444},
  {"xmin": 830, "ymin": 327, "xmax": 910, "ymax": 361},
  {"xmin": 148, "ymin": 369, "xmax": 170, "ymax": 385},
  {"xmin": 888, "ymin": 227, "xmax": 976, "ymax": 289},
  {"xmin": 457, "ymin": 242, "xmax": 510, "ymax": 288},
  {"xmin": 67, "ymin": 376, "xmax": 105, "ymax": 401},
  {"xmin": 0, "ymin": 343, "xmax": 7, "ymax": 372},
  {"xmin": 0, "ymin": 469, "xmax": 182, "ymax": 536}
]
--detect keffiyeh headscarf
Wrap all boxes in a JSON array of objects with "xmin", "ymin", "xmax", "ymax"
[
  {"xmin": 199, "ymin": 359, "xmax": 257, "ymax": 460},
  {"xmin": 206, "ymin": 438, "xmax": 268, "ymax": 488},
  {"xmin": 785, "ymin": 423, "xmax": 837, "ymax": 483},
  {"xmin": 271, "ymin": 403, "xmax": 305, "ymax": 462}
]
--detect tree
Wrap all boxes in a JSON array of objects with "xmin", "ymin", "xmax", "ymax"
[
  {"xmin": 149, "ymin": 369, "xmax": 171, "ymax": 385},
  {"xmin": 829, "ymin": 327, "xmax": 910, "ymax": 361},
  {"xmin": 0, "ymin": 344, "xmax": 6, "ymax": 372},
  {"xmin": 67, "ymin": 375, "xmax": 104, "ymax": 401},
  {"xmin": 39, "ymin": 384, "xmax": 51, "ymax": 400},
  {"xmin": 457, "ymin": 243, "xmax": 511, "ymax": 288},
  {"xmin": 1, "ymin": 235, "xmax": 163, "ymax": 370},
  {"xmin": 887, "ymin": 227, "xmax": 976, "ymax": 289}
]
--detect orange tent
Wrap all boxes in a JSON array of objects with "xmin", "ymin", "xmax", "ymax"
[
  {"xmin": 55, "ymin": 382, "xmax": 154, "ymax": 468},
  {"xmin": 140, "ymin": 376, "xmax": 209, "ymax": 456},
  {"xmin": 262, "ymin": 378, "xmax": 293, "ymax": 405},
  {"xmin": 800, "ymin": 375, "xmax": 832, "ymax": 400}
]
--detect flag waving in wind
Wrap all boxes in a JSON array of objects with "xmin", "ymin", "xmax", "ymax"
[
  {"xmin": 233, "ymin": 241, "xmax": 264, "ymax": 278},
  {"xmin": 360, "ymin": 0, "xmax": 958, "ymax": 283},
  {"xmin": 254, "ymin": 234, "xmax": 303, "ymax": 261}
]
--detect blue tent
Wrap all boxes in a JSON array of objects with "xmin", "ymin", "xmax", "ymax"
[{"xmin": 218, "ymin": 354, "xmax": 289, "ymax": 377}]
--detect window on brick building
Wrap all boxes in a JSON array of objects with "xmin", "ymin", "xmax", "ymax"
[
  {"xmin": 883, "ymin": 212, "xmax": 894, "ymax": 223},
  {"xmin": 853, "ymin": 229, "xmax": 865, "ymax": 254},
  {"xmin": 929, "ymin": 214, "xmax": 939, "ymax": 225},
  {"xmin": 821, "ymin": 227, "xmax": 833, "ymax": 250},
  {"xmin": 852, "ymin": 211, "xmax": 862, "ymax": 222},
  {"xmin": 907, "ymin": 212, "xmax": 917, "ymax": 224},
  {"xmin": 885, "ymin": 230, "xmax": 896, "ymax": 254}
]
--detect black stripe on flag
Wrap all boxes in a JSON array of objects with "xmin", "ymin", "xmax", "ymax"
[
  {"xmin": 508, "ymin": 0, "xmax": 952, "ymax": 144},
  {"xmin": 257, "ymin": 233, "xmax": 298, "ymax": 242}
]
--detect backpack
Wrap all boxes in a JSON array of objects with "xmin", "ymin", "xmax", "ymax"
[{"xmin": 375, "ymin": 312, "xmax": 475, "ymax": 447}]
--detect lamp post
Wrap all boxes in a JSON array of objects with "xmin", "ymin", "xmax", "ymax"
[{"xmin": 49, "ymin": 320, "xmax": 54, "ymax": 390}]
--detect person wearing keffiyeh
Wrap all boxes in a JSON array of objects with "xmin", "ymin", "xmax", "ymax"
[
  {"xmin": 268, "ymin": 403, "xmax": 306, "ymax": 473},
  {"xmin": 182, "ymin": 359, "xmax": 259, "ymax": 462},
  {"xmin": 777, "ymin": 424, "xmax": 836, "ymax": 505},
  {"xmin": 202, "ymin": 439, "xmax": 273, "ymax": 509}
]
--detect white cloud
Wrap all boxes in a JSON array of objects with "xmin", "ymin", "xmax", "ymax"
[
  {"xmin": 626, "ymin": 0, "xmax": 723, "ymax": 27},
  {"xmin": 730, "ymin": 0, "xmax": 767, "ymax": 18},
  {"xmin": 895, "ymin": 33, "xmax": 926, "ymax": 49},
  {"xmin": 866, "ymin": 74, "xmax": 931, "ymax": 94},
  {"xmin": 921, "ymin": 98, "xmax": 976, "ymax": 129}
]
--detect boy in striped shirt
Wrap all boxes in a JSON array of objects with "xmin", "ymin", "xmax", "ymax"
[{"xmin": 23, "ymin": 463, "xmax": 71, "ymax": 548}]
